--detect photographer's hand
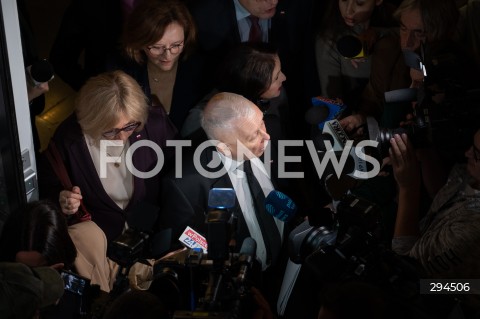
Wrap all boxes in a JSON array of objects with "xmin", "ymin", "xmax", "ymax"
[
  {"xmin": 389, "ymin": 134, "xmax": 421, "ymax": 238},
  {"xmin": 409, "ymin": 68, "xmax": 424, "ymax": 89},
  {"xmin": 59, "ymin": 186, "xmax": 82, "ymax": 215},
  {"xmin": 27, "ymin": 81, "xmax": 49, "ymax": 102},
  {"xmin": 25, "ymin": 65, "xmax": 50, "ymax": 102},
  {"xmin": 389, "ymin": 134, "xmax": 421, "ymax": 189},
  {"xmin": 339, "ymin": 114, "xmax": 365, "ymax": 135}
]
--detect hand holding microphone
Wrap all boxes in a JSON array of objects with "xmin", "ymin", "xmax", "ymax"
[{"xmin": 26, "ymin": 59, "xmax": 54, "ymax": 102}]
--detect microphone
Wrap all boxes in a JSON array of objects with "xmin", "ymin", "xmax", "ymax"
[
  {"xmin": 208, "ymin": 188, "xmax": 236, "ymax": 209},
  {"xmin": 29, "ymin": 59, "xmax": 54, "ymax": 86},
  {"xmin": 306, "ymin": 97, "xmax": 345, "ymax": 130},
  {"xmin": 403, "ymin": 50, "xmax": 423, "ymax": 70},
  {"xmin": 384, "ymin": 88, "xmax": 418, "ymax": 103},
  {"xmin": 265, "ymin": 190, "xmax": 297, "ymax": 222},
  {"xmin": 207, "ymin": 188, "xmax": 236, "ymax": 263},
  {"xmin": 237, "ymin": 237, "xmax": 257, "ymax": 283},
  {"xmin": 336, "ymin": 35, "xmax": 365, "ymax": 59},
  {"xmin": 305, "ymin": 105, "xmax": 329, "ymax": 125}
]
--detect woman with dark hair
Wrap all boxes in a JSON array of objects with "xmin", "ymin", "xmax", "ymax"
[
  {"xmin": 315, "ymin": 0, "xmax": 397, "ymax": 109},
  {"xmin": 215, "ymin": 43, "xmax": 285, "ymax": 105},
  {"xmin": 16, "ymin": 200, "xmax": 76, "ymax": 269},
  {"xmin": 180, "ymin": 42, "xmax": 287, "ymax": 145},
  {"xmin": 112, "ymin": 0, "xmax": 206, "ymax": 131}
]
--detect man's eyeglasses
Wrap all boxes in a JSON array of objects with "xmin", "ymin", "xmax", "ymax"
[
  {"xmin": 473, "ymin": 144, "xmax": 480, "ymax": 162},
  {"xmin": 102, "ymin": 122, "xmax": 140, "ymax": 138},
  {"xmin": 146, "ymin": 42, "xmax": 184, "ymax": 56}
]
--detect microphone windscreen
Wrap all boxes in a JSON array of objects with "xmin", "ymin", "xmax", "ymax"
[
  {"xmin": 403, "ymin": 50, "xmax": 422, "ymax": 70},
  {"xmin": 239, "ymin": 237, "xmax": 257, "ymax": 258},
  {"xmin": 30, "ymin": 59, "xmax": 54, "ymax": 83},
  {"xmin": 208, "ymin": 188, "xmax": 236, "ymax": 209},
  {"xmin": 265, "ymin": 190, "xmax": 297, "ymax": 222},
  {"xmin": 310, "ymin": 97, "xmax": 346, "ymax": 129},
  {"xmin": 336, "ymin": 35, "xmax": 363, "ymax": 58},
  {"xmin": 305, "ymin": 106, "xmax": 329, "ymax": 125}
]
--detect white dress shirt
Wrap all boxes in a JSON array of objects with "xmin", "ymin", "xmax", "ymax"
[
  {"xmin": 233, "ymin": 0, "xmax": 270, "ymax": 43},
  {"xmin": 218, "ymin": 151, "xmax": 283, "ymax": 270}
]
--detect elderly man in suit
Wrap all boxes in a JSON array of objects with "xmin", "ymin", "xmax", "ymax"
[
  {"xmin": 159, "ymin": 92, "xmax": 286, "ymax": 270},
  {"xmin": 159, "ymin": 92, "xmax": 289, "ymax": 312}
]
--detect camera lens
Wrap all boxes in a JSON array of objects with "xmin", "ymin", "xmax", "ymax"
[{"xmin": 300, "ymin": 226, "xmax": 337, "ymax": 262}]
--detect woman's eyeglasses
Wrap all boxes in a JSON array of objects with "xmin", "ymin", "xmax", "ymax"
[
  {"xmin": 102, "ymin": 122, "xmax": 140, "ymax": 138},
  {"xmin": 146, "ymin": 41, "xmax": 184, "ymax": 56}
]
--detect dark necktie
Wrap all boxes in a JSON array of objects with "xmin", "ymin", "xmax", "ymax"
[
  {"xmin": 248, "ymin": 16, "xmax": 262, "ymax": 43},
  {"xmin": 243, "ymin": 160, "xmax": 281, "ymax": 265}
]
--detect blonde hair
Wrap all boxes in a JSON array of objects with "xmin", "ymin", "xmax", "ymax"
[
  {"xmin": 122, "ymin": 0, "xmax": 197, "ymax": 64},
  {"xmin": 75, "ymin": 70, "xmax": 148, "ymax": 140}
]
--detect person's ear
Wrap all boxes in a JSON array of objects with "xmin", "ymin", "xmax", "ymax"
[{"xmin": 216, "ymin": 142, "xmax": 232, "ymax": 157}]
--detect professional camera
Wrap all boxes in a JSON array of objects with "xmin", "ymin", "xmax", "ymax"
[
  {"xmin": 376, "ymin": 44, "xmax": 480, "ymax": 161},
  {"xmin": 109, "ymin": 228, "xmax": 150, "ymax": 268},
  {"xmin": 108, "ymin": 200, "xmax": 171, "ymax": 269},
  {"xmin": 285, "ymin": 194, "xmax": 441, "ymax": 318},
  {"xmin": 288, "ymin": 194, "xmax": 383, "ymax": 266}
]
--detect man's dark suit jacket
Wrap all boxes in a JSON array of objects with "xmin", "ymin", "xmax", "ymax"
[
  {"xmin": 158, "ymin": 145, "xmax": 293, "ymax": 310},
  {"xmin": 38, "ymin": 107, "xmax": 177, "ymax": 242},
  {"xmin": 160, "ymin": 147, "xmax": 258, "ymax": 246},
  {"xmin": 158, "ymin": 145, "xmax": 288, "ymax": 254},
  {"xmin": 186, "ymin": 0, "xmax": 321, "ymax": 139}
]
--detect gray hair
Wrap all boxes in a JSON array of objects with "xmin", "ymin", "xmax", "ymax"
[{"xmin": 200, "ymin": 92, "xmax": 256, "ymax": 141}]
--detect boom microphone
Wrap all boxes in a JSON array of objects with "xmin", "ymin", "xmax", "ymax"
[
  {"xmin": 265, "ymin": 190, "xmax": 297, "ymax": 222},
  {"xmin": 207, "ymin": 188, "xmax": 236, "ymax": 262},
  {"xmin": 305, "ymin": 106, "xmax": 329, "ymax": 126},
  {"xmin": 336, "ymin": 35, "xmax": 365, "ymax": 59}
]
